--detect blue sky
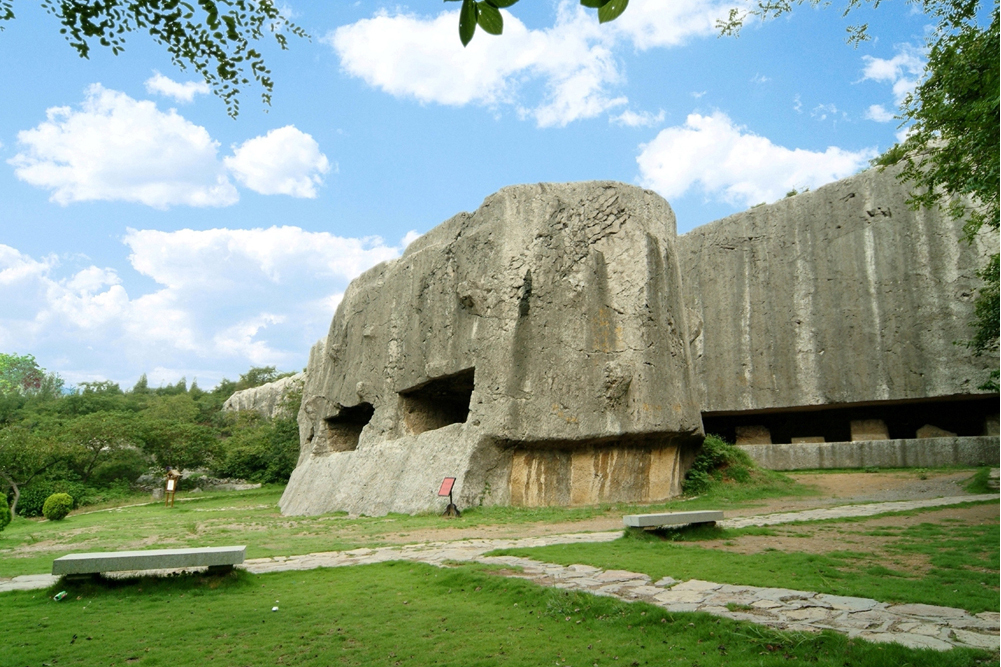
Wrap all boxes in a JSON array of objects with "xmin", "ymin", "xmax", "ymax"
[{"xmin": 0, "ymin": 0, "xmax": 932, "ymax": 389}]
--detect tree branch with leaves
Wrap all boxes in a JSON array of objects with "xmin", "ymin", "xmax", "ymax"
[
  {"xmin": 0, "ymin": 0, "xmax": 308, "ymax": 117},
  {"xmin": 446, "ymin": 0, "xmax": 629, "ymax": 46}
]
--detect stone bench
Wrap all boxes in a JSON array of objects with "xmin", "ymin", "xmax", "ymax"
[
  {"xmin": 52, "ymin": 546, "xmax": 246, "ymax": 576},
  {"xmin": 623, "ymin": 510, "xmax": 723, "ymax": 528}
]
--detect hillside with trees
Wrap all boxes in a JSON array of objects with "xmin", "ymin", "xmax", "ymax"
[{"xmin": 0, "ymin": 354, "xmax": 301, "ymax": 517}]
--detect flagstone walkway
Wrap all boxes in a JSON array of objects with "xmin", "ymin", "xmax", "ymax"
[{"xmin": 4, "ymin": 494, "xmax": 998, "ymax": 652}]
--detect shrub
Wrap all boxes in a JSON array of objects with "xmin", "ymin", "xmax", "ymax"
[
  {"xmin": 0, "ymin": 493, "xmax": 10, "ymax": 531},
  {"xmin": 16, "ymin": 481, "xmax": 88, "ymax": 517},
  {"xmin": 42, "ymin": 492, "xmax": 74, "ymax": 521},
  {"xmin": 682, "ymin": 434, "xmax": 755, "ymax": 495}
]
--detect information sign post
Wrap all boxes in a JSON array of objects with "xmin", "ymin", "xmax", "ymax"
[{"xmin": 438, "ymin": 477, "xmax": 460, "ymax": 517}]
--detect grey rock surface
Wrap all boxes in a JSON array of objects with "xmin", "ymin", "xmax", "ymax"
[
  {"xmin": 282, "ymin": 182, "xmax": 704, "ymax": 516},
  {"xmin": 282, "ymin": 166, "xmax": 997, "ymax": 517},
  {"xmin": 222, "ymin": 373, "xmax": 304, "ymax": 419},
  {"xmin": 678, "ymin": 166, "xmax": 998, "ymax": 412},
  {"xmin": 739, "ymin": 436, "xmax": 1000, "ymax": 470}
]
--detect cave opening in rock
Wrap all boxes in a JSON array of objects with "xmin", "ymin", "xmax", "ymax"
[
  {"xmin": 323, "ymin": 403, "xmax": 375, "ymax": 452},
  {"xmin": 400, "ymin": 368, "xmax": 475, "ymax": 435}
]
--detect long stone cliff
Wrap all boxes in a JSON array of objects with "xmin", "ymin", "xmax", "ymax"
[
  {"xmin": 280, "ymin": 166, "xmax": 997, "ymax": 516},
  {"xmin": 678, "ymin": 167, "xmax": 997, "ymax": 412}
]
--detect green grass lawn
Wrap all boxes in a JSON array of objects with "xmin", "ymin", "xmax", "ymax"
[
  {"xmin": 489, "ymin": 501, "xmax": 1001, "ymax": 614},
  {"xmin": 0, "ymin": 471, "xmax": 817, "ymax": 578},
  {"xmin": 2, "ymin": 563, "xmax": 996, "ymax": 667}
]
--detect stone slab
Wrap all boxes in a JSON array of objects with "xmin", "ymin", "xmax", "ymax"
[
  {"xmin": 623, "ymin": 510, "xmax": 723, "ymax": 527},
  {"xmin": 52, "ymin": 546, "xmax": 246, "ymax": 575},
  {"xmin": 738, "ymin": 436, "xmax": 1000, "ymax": 470}
]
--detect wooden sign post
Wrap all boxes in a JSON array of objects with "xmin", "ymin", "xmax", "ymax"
[
  {"xmin": 164, "ymin": 468, "xmax": 182, "ymax": 508},
  {"xmin": 438, "ymin": 477, "xmax": 460, "ymax": 517}
]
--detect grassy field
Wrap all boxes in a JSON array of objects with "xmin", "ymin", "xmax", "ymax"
[
  {"xmin": 1, "ymin": 470, "xmax": 998, "ymax": 666},
  {"xmin": 2, "ymin": 563, "xmax": 996, "ymax": 667},
  {"xmin": 489, "ymin": 500, "xmax": 1001, "ymax": 614},
  {"xmin": 0, "ymin": 471, "xmax": 814, "ymax": 578}
]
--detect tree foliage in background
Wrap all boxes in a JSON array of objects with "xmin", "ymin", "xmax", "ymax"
[
  {"xmin": 0, "ymin": 0, "xmax": 307, "ymax": 117},
  {"xmin": 0, "ymin": 361, "xmax": 302, "ymax": 515},
  {"xmin": 0, "ymin": 490, "xmax": 11, "ymax": 531},
  {"xmin": 875, "ymin": 4, "xmax": 999, "ymax": 389},
  {"xmin": 0, "ymin": 353, "xmax": 45, "ymax": 395},
  {"xmin": 721, "ymin": 0, "xmax": 1000, "ymax": 390}
]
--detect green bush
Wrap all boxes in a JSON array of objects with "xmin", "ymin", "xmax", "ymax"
[
  {"xmin": 42, "ymin": 492, "xmax": 74, "ymax": 521},
  {"xmin": 682, "ymin": 434, "xmax": 755, "ymax": 495},
  {"xmin": 16, "ymin": 481, "xmax": 87, "ymax": 517},
  {"xmin": 0, "ymin": 492, "xmax": 11, "ymax": 531}
]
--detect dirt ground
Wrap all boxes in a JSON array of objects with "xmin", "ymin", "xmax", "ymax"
[
  {"xmin": 701, "ymin": 503, "xmax": 998, "ymax": 577},
  {"xmin": 373, "ymin": 469, "xmax": 995, "ymax": 546}
]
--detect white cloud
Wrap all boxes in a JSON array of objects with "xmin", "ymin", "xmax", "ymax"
[
  {"xmin": 610, "ymin": 109, "xmax": 666, "ymax": 128},
  {"xmin": 810, "ymin": 103, "xmax": 840, "ymax": 121},
  {"xmin": 144, "ymin": 71, "xmax": 210, "ymax": 103},
  {"xmin": 0, "ymin": 228, "xmax": 406, "ymax": 386},
  {"xmin": 637, "ymin": 112, "xmax": 876, "ymax": 207},
  {"xmin": 401, "ymin": 230, "xmax": 423, "ymax": 248},
  {"xmin": 224, "ymin": 126, "xmax": 331, "ymax": 198},
  {"xmin": 9, "ymin": 84, "xmax": 238, "ymax": 209},
  {"xmin": 750, "ymin": 73, "xmax": 770, "ymax": 84},
  {"xmin": 608, "ymin": 0, "xmax": 745, "ymax": 49},
  {"xmin": 11, "ymin": 86, "xmax": 336, "ymax": 208},
  {"xmin": 328, "ymin": 0, "xmax": 742, "ymax": 127},
  {"xmin": 861, "ymin": 44, "xmax": 925, "ymax": 105},
  {"xmin": 865, "ymin": 104, "xmax": 895, "ymax": 123},
  {"xmin": 328, "ymin": 4, "xmax": 627, "ymax": 127}
]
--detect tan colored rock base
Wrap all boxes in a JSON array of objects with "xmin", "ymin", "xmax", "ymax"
[{"xmin": 509, "ymin": 445, "xmax": 681, "ymax": 506}]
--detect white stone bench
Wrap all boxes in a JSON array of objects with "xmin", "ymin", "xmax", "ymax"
[
  {"xmin": 52, "ymin": 546, "xmax": 246, "ymax": 576},
  {"xmin": 623, "ymin": 510, "xmax": 723, "ymax": 528}
]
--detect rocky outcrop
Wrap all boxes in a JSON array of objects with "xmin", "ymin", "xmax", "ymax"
[
  {"xmin": 222, "ymin": 373, "xmax": 304, "ymax": 419},
  {"xmin": 281, "ymin": 167, "xmax": 997, "ymax": 517},
  {"xmin": 678, "ymin": 167, "xmax": 997, "ymax": 412},
  {"xmin": 281, "ymin": 182, "xmax": 704, "ymax": 516}
]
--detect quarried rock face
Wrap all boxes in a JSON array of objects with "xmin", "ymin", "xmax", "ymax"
[
  {"xmin": 279, "ymin": 182, "xmax": 704, "ymax": 516},
  {"xmin": 222, "ymin": 373, "xmax": 304, "ymax": 419}
]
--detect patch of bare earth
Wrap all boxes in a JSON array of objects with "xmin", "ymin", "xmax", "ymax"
[
  {"xmin": 370, "ymin": 470, "xmax": 988, "ymax": 545},
  {"xmin": 695, "ymin": 504, "xmax": 999, "ymax": 578}
]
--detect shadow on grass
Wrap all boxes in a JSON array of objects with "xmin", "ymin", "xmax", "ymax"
[
  {"xmin": 623, "ymin": 523, "xmax": 777, "ymax": 542},
  {"xmin": 49, "ymin": 567, "xmax": 253, "ymax": 598}
]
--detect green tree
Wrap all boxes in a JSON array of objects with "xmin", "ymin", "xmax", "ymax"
[
  {"xmin": 63, "ymin": 411, "xmax": 140, "ymax": 483},
  {"xmin": 236, "ymin": 366, "xmax": 295, "ymax": 391},
  {"xmin": 137, "ymin": 418, "xmax": 218, "ymax": 469},
  {"xmin": 0, "ymin": 425, "xmax": 67, "ymax": 515},
  {"xmin": 0, "ymin": 0, "xmax": 306, "ymax": 117},
  {"xmin": 0, "ymin": 491, "xmax": 11, "ymax": 532},
  {"xmin": 0, "ymin": 353, "xmax": 45, "ymax": 395},
  {"xmin": 875, "ymin": 5, "xmax": 999, "ymax": 388}
]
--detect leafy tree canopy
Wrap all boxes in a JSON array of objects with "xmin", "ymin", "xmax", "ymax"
[
  {"xmin": 0, "ymin": 353, "xmax": 45, "ymax": 395},
  {"xmin": 0, "ymin": 0, "xmax": 307, "ymax": 117}
]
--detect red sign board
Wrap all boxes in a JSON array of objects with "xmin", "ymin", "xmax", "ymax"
[{"xmin": 437, "ymin": 477, "xmax": 455, "ymax": 497}]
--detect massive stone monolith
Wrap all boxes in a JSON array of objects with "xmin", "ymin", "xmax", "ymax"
[
  {"xmin": 280, "ymin": 166, "xmax": 998, "ymax": 516},
  {"xmin": 279, "ymin": 182, "xmax": 704, "ymax": 516},
  {"xmin": 222, "ymin": 373, "xmax": 304, "ymax": 419}
]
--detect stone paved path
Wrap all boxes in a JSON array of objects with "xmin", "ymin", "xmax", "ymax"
[
  {"xmin": 4, "ymin": 494, "xmax": 998, "ymax": 652},
  {"xmin": 720, "ymin": 493, "xmax": 999, "ymax": 528}
]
